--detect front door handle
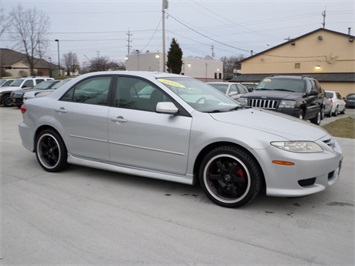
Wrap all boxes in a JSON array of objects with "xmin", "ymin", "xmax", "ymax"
[
  {"xmin": 55, "ymin": 107, "xmax": 67, "ymax": 114},
  {"xmin": 111, "ymin": 116, "xmax": 127, "ymax": 123}
]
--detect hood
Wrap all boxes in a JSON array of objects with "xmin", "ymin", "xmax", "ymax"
[
  {"xmin": 210, "ymin": 108, "xmax": 328, "ymax": 141},
  {"xmin": 241, "ymin": 90, "xmax": 303, "ymax": 100},
  {"xmin": 0, "ymin": 86, "xmax": 21, "ymax": 92}
]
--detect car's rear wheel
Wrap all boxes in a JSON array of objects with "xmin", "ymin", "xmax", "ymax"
[
  {"xmin": 310, "ymin": 110, "xmax": 321, "ymax": 125},
  {"xmin": 36, "ymin": 129, "xmax": 68, "ymax": 172},
  {"xmin": 199, "ymin": 146, "xmax": 262, "ymax": 208}
]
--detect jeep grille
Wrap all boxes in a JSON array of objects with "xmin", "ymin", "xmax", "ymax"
[{"xmin": 248, "ymin": 99, "xmax": 279, "ymax": 109}]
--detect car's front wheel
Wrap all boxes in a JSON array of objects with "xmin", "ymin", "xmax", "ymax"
[
  {"xmin": 36, "ymin": 129, "xmax": 68, "ymax": 172},
  {"xmin": 2, "ymin": 94, "xmax": 13, "ymax": 107},
  {"xmin": 199, "ymin": 146, "xmax": 263, "ymax": 208}
]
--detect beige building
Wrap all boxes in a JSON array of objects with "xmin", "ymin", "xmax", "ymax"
[
  {"xmin": 232, "ymin": 28, "xmax": 355, "ymax": 96},
  {"xmin": 0, "ymin": 48, "xmax": 63, "ymax": 77},
  {"xmin": 125, "ymin": 52, "xmax": 223, "ymax": 81}
]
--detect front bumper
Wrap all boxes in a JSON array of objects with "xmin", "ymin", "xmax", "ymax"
[
  {"xmin": 258, "ymin": 137, "xmax": 343, "ymax": 197},
  {"xmin": 11, "ymin": 97, "xmax": 23, "ymax": 107}
]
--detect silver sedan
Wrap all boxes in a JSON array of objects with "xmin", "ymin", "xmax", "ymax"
[{"xmin": 19, "ymin": 71, "xmax": 343, "ymax": 208}]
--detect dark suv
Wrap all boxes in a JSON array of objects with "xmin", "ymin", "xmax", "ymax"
[{"xmin": 238, "ymin": 76, "xmax": 323, "ymax": 125}]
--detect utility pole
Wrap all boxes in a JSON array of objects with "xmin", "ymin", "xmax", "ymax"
[
  {"xmin": 322, "ymin": 10, "xmax": 326, "ymax": 28},
  {"xmin": 211, "ymin": 45, "xmax": 215, "ymax": 58},
  {"xmin": 126, "ymin": 30, "xmax": 132, "ymax": 55},
  {"xmin": 162, "ymin": 0, "xmax": 168, "ymax": 72}
]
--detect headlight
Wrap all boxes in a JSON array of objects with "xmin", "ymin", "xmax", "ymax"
[
  {"xmin": 279, "ymin": 100, "xmax": 296, "ymax": 108},
  {"xmin": 237, "ymin": 97, "xmax": 248, "ymax": 106},
  {"xmin": 271, "ymin": 141, "xmax": 323, "ymax": 153}
]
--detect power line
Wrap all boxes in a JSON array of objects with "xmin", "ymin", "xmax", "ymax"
[{"xmin": 166, "ymin": 12, "xmax": 250, "ymax": 53}]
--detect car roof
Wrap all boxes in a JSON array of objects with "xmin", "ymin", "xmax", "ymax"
[
  {"xmin": 265, "ymin": 75, "xmax": 313, "ymax": 80},
  {"xmin": 78, "ymin": 71, "xmax": 187, "ymax": 80}
]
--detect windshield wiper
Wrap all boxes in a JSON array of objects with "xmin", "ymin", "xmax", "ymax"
[
  {"xmin": 273, "ymin": 88, "xmax": 294, "ymax": 92},
  {"xmin": 228, "ymin": 106, "xmax": 240, "ymax": 111}
]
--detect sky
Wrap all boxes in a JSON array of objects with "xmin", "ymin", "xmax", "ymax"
[{"xmin": 1, "ymin": 0, "xmax": 354, "ymax": 66}]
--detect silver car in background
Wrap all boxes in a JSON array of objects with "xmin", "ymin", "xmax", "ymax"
[
  {"xmin": 19, "ymin": 71, "xmax": 343, "ymax": 208},
  {"xmin": 23, "ymin": 78, "xmax": 73, "ymax": 101}
]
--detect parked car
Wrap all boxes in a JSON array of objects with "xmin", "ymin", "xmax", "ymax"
[
  {"xmin": 240, "ymin": 82, "xmax": 259, "ymax": 92},
  {"xmin": 10, "ymin": 80, "xmax": 60, "ymax": 107},
  {"xmin": 23, "ymin": 78, "xmax": 73, "ymax": 101},
  {"xmin": 321, "ymin": 88, "xmax": 332, "ymax": 118},
  {"xmin": 0, "ymin": 79, "xmax": 15, "ymax": 87},
  {"xmin": 238, "ymin": 76, "xmax": 323, "ymax": 125},
  {"xmin": 18, "ymin": 71, "xmax": 343, "ymax": 208},
  {"xmin": 325, "ymin": 91, "xmax": 346, "ymax": 116},
  {"xmin": 345, "ymin": 93, "xmax": 355, "ymax": 108},
  {"xmin": 206, "ymin": 82, "xmax": 249, "ymax": 100},
  {"xmin": 0, "ymin": 76, "xmax": 54, "ymax": 107}
]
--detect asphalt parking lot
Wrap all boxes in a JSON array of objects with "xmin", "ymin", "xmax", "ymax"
[{"xmin": 1, "ymin": 106, "xmax": 354, "ymax": 265}]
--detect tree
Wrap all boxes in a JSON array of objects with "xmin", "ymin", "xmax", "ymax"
[
  {"xmin": 0, "ymin": 1, "xmax": 11, "ymax": 38},
  {"xmin": 220, "ymin": 55, "xmax": 244, "ymax": 80},
  {"xmin": 166, "ymin": 38, "xmax": 183, "ymax": 74},
  {"xmin": 63, "ymin": 52, "xmax": 80, "ymax": 76},
  {"xmin": 10, "ymin": 5, "xmax": 50, "ymax": 76},
  {"xmin": 85, "ymin": 55, "xmax": 126, "ymax": 73}
]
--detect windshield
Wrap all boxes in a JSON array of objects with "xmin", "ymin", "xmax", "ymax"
[
  {"xmin": 52, "ymin": 78, "xmax": 72, "ymax": 89},
  {"xmin": 256, "ymin": 78, "xmax": 305, "ymax": 93},
  {"xmin": 32, "ymin": 80, "xmax": 57, "ymax": 90},
  {"xmin": 10, "ymin": 79, "xmax": 25, "ymax": 87},
  {"xmin": 157, "ymin": 77, "xmax": 238, "ymax": 113}
]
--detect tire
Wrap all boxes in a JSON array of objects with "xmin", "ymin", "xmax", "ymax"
[
  {"xmin": 320, "ymin": 107, "xmax": 325, "ymax": 120},
  {"xmin": 35, "ymin": 129, "xmax": 68, "ymax": 172},
  {"xmin": 199, "ymin": 146, "xmax": 263, "ymax": 208},
  {"xmin": 310, "ymin": 110, "xmax": 321, "ymax": 125},
  {"xmin": 333, "ymin": 106, "xmax": 339, "ymax": 117},
  {"xmin": 2, "ymin": 94, "xmax": 13, "ymax": 107}
]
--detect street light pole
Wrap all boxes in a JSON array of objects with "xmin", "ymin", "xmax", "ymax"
[
  {"xmin": 162, "ymin": 0, "xmax": 168, "ymax": 72},
  {"xmin": 55, "ymin": 39, "xmax": 61, "ymax": 76}
]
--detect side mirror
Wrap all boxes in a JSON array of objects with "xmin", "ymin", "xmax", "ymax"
[
  {"xmin": 156, "ymin": 102, "xmax": 179, "ymax": 115},
  {"xmin": 308, "ymin": 90, "xmax": 319, "ymax": 96}
]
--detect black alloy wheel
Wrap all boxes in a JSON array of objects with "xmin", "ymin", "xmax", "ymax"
[
  {"xmin": 199, "ymin": 146, "xmax": 262, "ymax": 208},
  {"xmin": 36, "ymin": 129, "xmax": 68, "ymax": 172}
]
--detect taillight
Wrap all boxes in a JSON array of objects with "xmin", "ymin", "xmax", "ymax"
[
  {"xmin": 20, "ymin": 104, "xmax": 26, "ymax": 114},
  {"xmin": 329, "ymin": 99, "xmax": 333, "ymax": 103}
]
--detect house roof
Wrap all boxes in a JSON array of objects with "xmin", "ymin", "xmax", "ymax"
[
  {"xmin": 0, "ymin": 48, "xmax": 60, "ymax": 69},
  {"xmin": 238, "ymin": 28, "xmax": 355, "ymax": 63},
  {"xmin": 230, "ymin": 72, "xmax": 355, "ymax": 83}
]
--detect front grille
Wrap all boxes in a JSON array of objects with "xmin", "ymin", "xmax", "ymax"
[
  {"xmin": 248, "ymin": 99, "xmax": 279, "ymax": 109},
  {"xmin": 11, "ymin": 92, "xmax": 23, "ymax": 98}
]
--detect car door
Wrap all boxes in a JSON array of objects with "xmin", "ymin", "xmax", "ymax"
[
  {"xmin": 303, "ymin": 79, "xmax": 321, "ymax": 119},
  {"xmin": 54, "ymin": 75, "xmax": 112, "ymax": 161},
  {"xmin": 108, "ymin": 76, "xmax": 192, "ymax": 175}
]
